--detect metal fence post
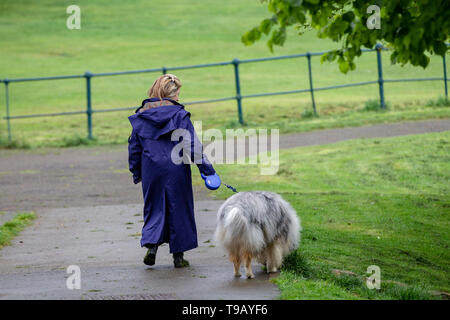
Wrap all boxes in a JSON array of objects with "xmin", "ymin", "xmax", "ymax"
[
  {"xmin": 306, "ymin": 52, "xmax": 317, "ymax": 115},
  {"xmin": 375, "ymin": 43, "xmax": 386, "ymax": 109},
  {"xmin": 85, "ymin": 71, "xmax": 93, "ymax": 140},
  {"xmin": 4, "ymin": 79, "xmax": 12, "ymax": 142},
  {"xmin": 232, "ymin": 58, "xmax": 244, "ymax": 124},
  {"xmin": 162, "ymin": 66, "xmax": 167, "ymax": 75},
  {"xmin": 443, "ymin": 55, "xmax": 448, "ymax": 98}
]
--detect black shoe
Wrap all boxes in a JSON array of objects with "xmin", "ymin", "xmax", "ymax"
[
  {"xmin": 143, "ymin": 244, "xmax": 158, "ymax": 266},
  {"xmin": 173, "ymin": 252, "xmax": 189, "ymax": 268}
]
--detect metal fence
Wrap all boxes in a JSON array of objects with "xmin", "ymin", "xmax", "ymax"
[{"xmin": 1, "ymin": 44, "xmax": 448, "ymax": 142}]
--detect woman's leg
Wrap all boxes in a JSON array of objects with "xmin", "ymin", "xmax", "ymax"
[
  {"xmin": 173, "ymin": 252, "xmax": 189, "ymax": 268},
  {"xmin": 143, "ymin": 243, "xmax": 159, "ymax": 266}
]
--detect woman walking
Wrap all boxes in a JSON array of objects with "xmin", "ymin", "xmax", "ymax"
[{"xmin": 128, "ymin": 74, "xmax": 217, "ymax": 267}]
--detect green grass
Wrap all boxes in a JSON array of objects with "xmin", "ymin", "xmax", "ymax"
[
  {"xmin": 426, "ymin": 97, "xmax": 450, "ymax": 108},
  {"xmin": 206, "ymin": 132, "xmax": 450, "ymax": 299},
  {"xmin": 0, "ymin": 212, "xmax": 36, "ymax": 248},
  {"xmin": 361, "ymin": 99, "xmax": 390, "ymax": 112},
  {"xmin": 0, "ymin": 0, "xmax": 449, "ymax": 147}
]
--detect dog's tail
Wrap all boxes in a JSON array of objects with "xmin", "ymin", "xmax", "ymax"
[{"xmin": 215, "ymin": 206, "xmax": 265, "ymax": 255}]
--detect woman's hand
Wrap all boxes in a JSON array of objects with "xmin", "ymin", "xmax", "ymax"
[
  {"xmin": 201, "ymin": 173, "xmax": 221, "ymax": 190},
  {"xmin": 134, "ymin": 176, "xmax": 142, "ymax": 184}
]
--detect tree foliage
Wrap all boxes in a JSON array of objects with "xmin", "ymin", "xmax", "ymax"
[{"xmin": 242, "ymin": 0, "xmax": 449, "ymax": 73}]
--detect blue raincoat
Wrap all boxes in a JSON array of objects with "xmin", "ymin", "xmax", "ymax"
[{"xmin": 128, "ymin": 98, "xmax": 215, "ymax": 253}]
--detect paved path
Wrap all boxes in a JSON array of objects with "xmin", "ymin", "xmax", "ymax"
[
  {"xmin": 0, "ymin": 119, "xmax": 449, "ymax": 299},
  {"xmin": 277, "ymin": 119, "xmax": 450, "ymax": 149},
  {"xmin": 0, "ymin": 201, "xmax": 278, "ymax": 299}
]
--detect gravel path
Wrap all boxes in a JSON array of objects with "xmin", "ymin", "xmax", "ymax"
[{"xmin": 0, "ymin": 118, "xmax": 449, "ymax": 300}]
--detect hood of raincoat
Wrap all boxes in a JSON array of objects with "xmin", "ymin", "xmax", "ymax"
[{"xmin": 128, "ymin": 98, "xmax": 190, "ymax": 140}]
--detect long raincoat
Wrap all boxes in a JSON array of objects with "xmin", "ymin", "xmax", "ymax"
[{"xmin": 128, "ymin": 98, "xmax": 215, "ymax": 253}]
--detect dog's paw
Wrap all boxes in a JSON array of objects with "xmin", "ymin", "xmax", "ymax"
[
  {"xmin": 268, "ymin": 268, "xmax": 278, "ymax": 273},
  {"xmin": 234, "ymin": 272, "xmax": 242, "ymax": 278},
  {"xmin": 246, "ymin": 273, "xmax": 255, "ymax": 279}
]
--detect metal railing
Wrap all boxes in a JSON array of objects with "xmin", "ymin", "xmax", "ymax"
[{"xmin": 1, "ymin": 44, "xmax": 448, "ymax": 142}]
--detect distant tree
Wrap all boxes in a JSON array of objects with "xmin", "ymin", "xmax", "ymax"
[{"xmin": 242, "ymin": 0, "xmax": 449, "ymax": 73}]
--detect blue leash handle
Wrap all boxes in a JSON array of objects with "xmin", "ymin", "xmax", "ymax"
[{"xmin": 201, "ymin": 173, "xmax": 237, "ymax": 192}]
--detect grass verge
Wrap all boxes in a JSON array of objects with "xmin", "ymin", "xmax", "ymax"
[{"xmin": 0, "ymin": 212, "xmax": 36, "ymax": 248}]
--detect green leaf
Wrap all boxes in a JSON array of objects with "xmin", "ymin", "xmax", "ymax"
[
  {"xmin": 268, "ymin": 0, "xmax": 277, "ymax": 13},
  {"xmin": 259, "ymin": 18, "xmax": 274, "ymax": 35},
  {"xmin": 390, "ymin": 51, "xmax": 399, "ymax": 64},
  {"xmin": 403, "ymin": 34, "xmax": 411, "ymax": 49},
  {"xmin": 349, "ymin": 60, "xmax": 356, "ymax": 71},
  {"xmin": 294, "ymin": 10, "xmax": 306, "ymax": 24},
  {"xmin": 418, "ymin": 54, "xmax": 430, "ymax": 69},
  {"xmin": 290, "ymin": 0, "xmax": 303, "ymax": 8},
  {"xmin": 271, "ymin": 27, "xmax": 287, "ymax": 46},
  {"xmin": 342, "ymin": 11, "xmax": 355, "ymax": 22},
  {"xmin": 338, "ymin": 57, "xmax": 350, "ymax": 73},
  {"xmin": 267, "ymin": 38, "xmax": 274, "ymax": 52},
  {"xmin": 320, "ymin": 51, "xmax": 339, "ymax": 64},
  {"xmin": 432, "ymin": 41, "xmax": 447, "ymax": 56},
  {"xmin": 241, "ymin": 27, "xmax": 261, "ymax": 46}
]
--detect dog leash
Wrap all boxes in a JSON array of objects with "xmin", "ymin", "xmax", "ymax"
[
  {"xmin": 201, "ymin": 173, "xmax": 238, "ymax": 193},
  {"xmin": 222, "ymin": 182, "xmax": 238, "ymax": 193}
]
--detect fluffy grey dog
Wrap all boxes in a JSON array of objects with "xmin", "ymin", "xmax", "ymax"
[{"xmin": 215, "ymin": 191, "xmax": 301, "ymax": 279}]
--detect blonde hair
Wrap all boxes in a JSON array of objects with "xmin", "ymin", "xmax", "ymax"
[{"xmin": 147, "ymin": 74, "xmax": 182, "ymax": 99}]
